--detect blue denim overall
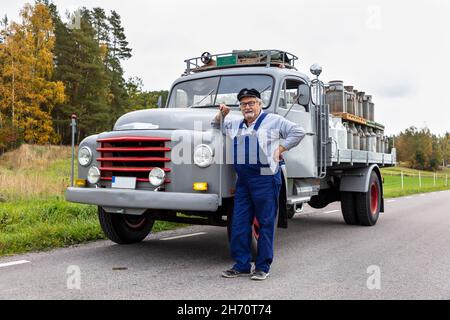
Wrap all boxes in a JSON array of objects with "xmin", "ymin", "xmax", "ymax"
[{"xmin": 230, "ymin": 112, "xmax": 282, "ymax": 273}]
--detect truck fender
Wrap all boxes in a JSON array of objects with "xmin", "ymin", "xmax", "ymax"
[
  {"xmin": 277, "ymin": 164, "xmax": 289, "ymax": 229},
  {"xmin": 339, "ymin": 164, "xmax": 384, "ymax": 212}
]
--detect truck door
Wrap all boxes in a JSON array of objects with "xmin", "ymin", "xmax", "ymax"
[{"xmin": 276, "ymin": 78, "xmax": 317, "ymax": 178}]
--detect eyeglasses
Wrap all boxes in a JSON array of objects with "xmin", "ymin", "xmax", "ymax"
[{"xmin": 239, "ymin": 101, "xmax": 258, "ymax": 108}]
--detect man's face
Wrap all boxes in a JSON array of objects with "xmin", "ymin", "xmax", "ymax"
[{"xmin": 239, "ymin": 96, "xmax": 261, "ymax": 123}]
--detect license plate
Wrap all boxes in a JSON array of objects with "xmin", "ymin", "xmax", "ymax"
[{"xmin": 111, "ymin": 176, "xmax": 136, "ymax": 189}]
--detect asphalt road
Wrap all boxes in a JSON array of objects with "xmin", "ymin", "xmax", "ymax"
[{"xmin": 1, "ymin": 190, "xmax": 449, "ymax": 300}]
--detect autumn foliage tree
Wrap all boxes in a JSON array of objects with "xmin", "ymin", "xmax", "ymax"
[
  {"xmin": 0, "ymin": 3, "xmax": 65, "ymax": 145},
  {"xmin": 395, "ymin": 127, "xmax": 448, "ymax": 171}
]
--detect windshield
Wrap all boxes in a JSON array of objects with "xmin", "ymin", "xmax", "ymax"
[{"xmin": 168, "ymin": 75, "xmax": 274, "ymax": 108}]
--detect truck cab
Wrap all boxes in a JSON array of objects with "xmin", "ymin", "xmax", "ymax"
[{"xmin": 66, "ymin": 50, "xmax": 396, "ymax": 247}]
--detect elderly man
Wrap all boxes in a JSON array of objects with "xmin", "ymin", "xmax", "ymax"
[{"xmin": 212, "ymin": 88, "xmax": 305, "ymax": 280}]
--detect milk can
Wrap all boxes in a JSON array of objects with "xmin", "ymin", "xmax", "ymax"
[
  {"xmin": 345, "ymin": 86, "xmax": 355, "ymax": 115},
  {"xmin": 326, "ymin": 81, "xmax": 346, "ymax": 113},
  {"xmin": 351, "ymin": 123, "xmax": 360, "ymax": 150},
  {"xmin": 344, "ymin": 122, "xmax": 353, "ymax": 150},
  {"xmin": 358, "ymin": 125, "xmax": 366, "ymax": 151}
]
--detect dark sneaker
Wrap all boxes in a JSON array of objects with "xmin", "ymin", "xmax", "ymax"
[
  {"xmin": 251, "ymin": 270, "xmax": 269, "ymax": 281},
  {"xmin": 221, "ymin": 268, "xmax": 251, "ymax": 278}
]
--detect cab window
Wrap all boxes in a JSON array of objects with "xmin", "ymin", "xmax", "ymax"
[{"xmin": 278, "ymin": 79, "xmax": 307, "ymax": 112}]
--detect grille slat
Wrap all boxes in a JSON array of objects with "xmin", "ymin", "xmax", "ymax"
[
  {"xmin": 100, "ymin": 167, "xmax": 171, "ymax": 172},
  {"xmin": 97, "ymin": 157, "xmax": 170, "ymax": 162},
  {"xmin": 97, "ymin": 136, "xmax": 170, "ymax": 143},
  {"xmin": 97, "ymin": 147, "xmax": 171, "ymax": 152}
]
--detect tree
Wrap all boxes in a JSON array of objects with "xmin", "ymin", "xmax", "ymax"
[
  {"xmin": 395, "ymin": 126, "xmax": 446, "ymax": 171},
  {"xmin": 50, "ymin": 6, "xmax": 111, "ymax": 144},
  {"xmin": 0, "ymin": 3, "xmax": 65, "ymax": 144},
  {"xmin": 106, "ymin": 10, "xmax": 132, "ymax": 122},
  {"xmin": 124, "ymin": 77, "xmax": 169, "ymax": 113}
]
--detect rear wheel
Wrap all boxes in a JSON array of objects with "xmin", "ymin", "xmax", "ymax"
[
  {"xmin": 340, "ymin": 192, "xmax": 359, "ymax": 225},
  {"xmin": 355, "ymin": 172, "xmax": 381, "ymax": 226},
  {"xmin": 98, "ymin": 207, "xmax": 154, "ymax": 244}
]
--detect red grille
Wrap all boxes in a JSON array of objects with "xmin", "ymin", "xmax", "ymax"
[{"xmin": 97, "ymin": 136, "xmax": 171, "ymax": 185}]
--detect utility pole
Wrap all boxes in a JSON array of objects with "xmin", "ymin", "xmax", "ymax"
[
  {"xmin": 11, "ymin": 55, "xmax": 15, "ymax": 125},
  {"xmin": 401, "ymin": 171, "xmax": 404, "ymax": 190},
  {"xmin": 70, "ymin": 114, "xmax": 77, "ymax": 187}
]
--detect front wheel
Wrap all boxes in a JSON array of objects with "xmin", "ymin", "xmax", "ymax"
[{"xmin": 98, "ymin": 207, "xmax": 155, "ymax": 244}]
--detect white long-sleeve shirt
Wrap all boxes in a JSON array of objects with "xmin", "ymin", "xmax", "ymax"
[{"xmin": 211, "ymin": 111, "xmax": 305, "ymax": 173}]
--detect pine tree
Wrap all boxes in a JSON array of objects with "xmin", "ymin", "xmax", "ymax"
[
  {"xmin": 106, "ymin": 10, "xmax": 132, "ymax": 123},
  {"xmin": 50, "ymin": 6, "xmax": 111, "ymax": 144}
]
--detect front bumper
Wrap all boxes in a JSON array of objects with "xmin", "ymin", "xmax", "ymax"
[{"xmin": 65, "ymin": 187, "xmax": 219, "ymax": 212}]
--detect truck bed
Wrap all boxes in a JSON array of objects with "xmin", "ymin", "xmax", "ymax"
[{"xmin": 329, "ymin": 148, "xmax": 396, "ymax": 167}]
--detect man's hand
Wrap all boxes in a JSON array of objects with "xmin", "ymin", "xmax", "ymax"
[
  {"xmin": 273, "ymin": 145, "xmax": 287, "ymax": 163},
  {"xmin": 215, "ymin": 104, "xmax": 230, "ymax": 122},
  {"xmin": 219, "ymin": 104, "xmax": 230, "ymax": 117}
]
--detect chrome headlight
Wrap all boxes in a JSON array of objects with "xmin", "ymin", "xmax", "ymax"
[
  {"xmin": 78, "ymin": 146, "xmax": 92, "ymax": 167},
  {"xmin": 194, "ymin": 144, "xmax": 214, "ymax": 168},
  {"xmin": 149, "ymin": 167, "xmax": 166, "ymax": 187},
  {"xmin": 87, "ymin": 166, "xmax": 100, "ymax": 184}
]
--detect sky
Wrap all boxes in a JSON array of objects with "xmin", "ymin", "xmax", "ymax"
[{"xmin": 2, "ymin": 0, "xmax": 450, "ymax": 135}]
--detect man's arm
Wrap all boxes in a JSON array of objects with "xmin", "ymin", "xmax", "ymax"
[
  {"xmin": 279, "ymin": 117, "xmax": 306, "ymax": 150},
  {"xmin": 273, "ymin": 117, "xmax": 306, "ymax": 162},
  {"xmin": 211, "ymin": 104, "xmax": 231, "ymax": 135}
]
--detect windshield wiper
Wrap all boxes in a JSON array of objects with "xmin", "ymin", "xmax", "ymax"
[{"xmin": 188, "ymin": 88, "xmax": 216, "ymax": 108}]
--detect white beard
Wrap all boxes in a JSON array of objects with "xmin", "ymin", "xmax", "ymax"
[{"xmin": 244, "ymin": 111, "xmax": 255, "ymax": 121}]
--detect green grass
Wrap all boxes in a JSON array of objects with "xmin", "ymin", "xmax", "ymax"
[
  {"xmin": 382, "ymin": 167, "xmax": 450, "ymax": 198},
  {"xmin": 0, "ymin": 198, "xmax": 183, "ymax": 257}
]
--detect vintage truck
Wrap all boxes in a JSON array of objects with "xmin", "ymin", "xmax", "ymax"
[{"xmin": 66, "ymin": 50, "xmax": 396, "ymax": 248}]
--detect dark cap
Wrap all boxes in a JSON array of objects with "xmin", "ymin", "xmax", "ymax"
[{"xmin": 237, "ymin": 88, "xmax": 261, "ymax": 101}]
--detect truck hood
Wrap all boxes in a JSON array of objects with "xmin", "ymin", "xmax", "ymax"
[{"xmin": 114, "ymin": 108, "xmax": 243, "ymax": 131}]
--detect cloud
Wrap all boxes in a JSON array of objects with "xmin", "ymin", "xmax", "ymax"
[{"xmin": 375, "ymin": 81, "xmax": 415, "ymax": 98}]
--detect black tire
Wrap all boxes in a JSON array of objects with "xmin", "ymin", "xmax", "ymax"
[
  {"xmin": 340, "ymin": 192, "xmax": 359, "ymax": 225},
  {"xmin": 287, "ymin": 203, "xmax": 303, "ymax": 219},
  {"xmin": 98, "ymin": 207, "xmax": 154, "ymax": 244},
  {"xmin": 354, "ymin": 172, "xmax": 381, "ymax": 226},
  {"xmin": 308, "ymin": 195, "xmax": 328, "ymax": 209},
  {"xmin": 287, "ymin": 206, "xmax": 296, "ymax": 219}
]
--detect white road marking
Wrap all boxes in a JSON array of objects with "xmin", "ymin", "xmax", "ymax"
[
  {"xmin": 160, "ymin": 232, "xmax": 207, "ymax": 241},
  {"xmin": 324, "ymin": 210, "xmax": 340, "ymax": 214},
  {"xmin": 419, "ymin": 194, "xmax": 425, "ymax": 197},
  {"xmin": 387, "ymin": 199, "xmax": 396, "ymax": 203},
  {"xmin": 405, "ymin": 196, "xmax": 413, "ymax": 199},
  {"xmin": 0, "ymin": 260, "xmax": 30, "ymax": 268}
]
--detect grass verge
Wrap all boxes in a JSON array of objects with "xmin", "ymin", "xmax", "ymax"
[
  {"xmin": 0, "ymin": 145, "xmax": 185, "ymax": 257},
  {"xmin": 381, "ymin": 167, "xmax": 450, "ymax": 198},
  {"xmin": 0, "ymin": 198, "xmax": 183, "ymax": 257}
]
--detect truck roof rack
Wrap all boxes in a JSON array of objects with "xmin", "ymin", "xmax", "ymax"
[{"xmin": 184, "ymin": 49, "xmax": 299, "ymax": 75}]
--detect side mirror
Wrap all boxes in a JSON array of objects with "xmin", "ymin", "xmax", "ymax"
[{"xmin": 297, "ymin": 84, "xmax": 310, "ymax": 106}]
